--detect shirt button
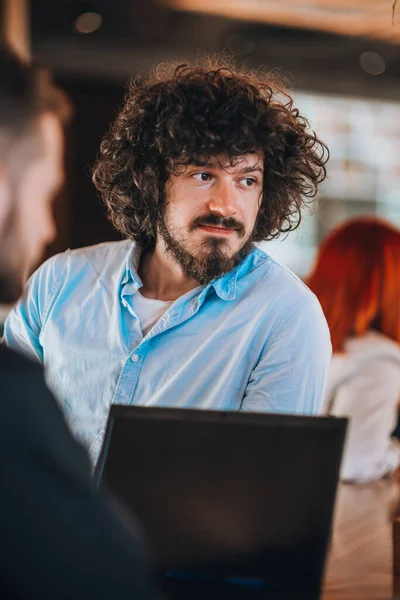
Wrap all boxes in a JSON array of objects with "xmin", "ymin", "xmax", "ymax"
[{"xmin": 131, "ymin": 354, "xmax": 139, "ymax": 362}]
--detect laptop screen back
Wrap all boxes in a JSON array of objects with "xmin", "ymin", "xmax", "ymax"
[{"xmin": 95, "ymin": 407, "xmax": 346, "ymax": 599}]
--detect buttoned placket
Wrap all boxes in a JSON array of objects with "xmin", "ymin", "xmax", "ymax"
[{"xmin": 114, "ymin": 284, "xmax": 210, "ymax": 407}]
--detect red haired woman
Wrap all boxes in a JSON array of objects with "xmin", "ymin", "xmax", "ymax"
[{"xmin": 308, "ymin": 217, "xmax": 400, "ymax": 482}]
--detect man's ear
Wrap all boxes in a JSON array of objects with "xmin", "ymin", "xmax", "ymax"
[{"xmin": 0, "ymin": 164, "xmax": 12, "ymax": 225}]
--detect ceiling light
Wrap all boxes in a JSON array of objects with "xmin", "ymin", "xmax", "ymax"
[
  {"xmin": 226, "ymin": 32, "xmax": 256, "ymax": 57},
  {"xmin": 74, "ymin": 12, "xmax": 102, "ymax": 34},
  {"xmin": 359, "ymin": 51, "xmax": 385, "ymax": 76}
]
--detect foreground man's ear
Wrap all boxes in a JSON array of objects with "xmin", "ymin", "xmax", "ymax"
[{"xmin": 0, "ymin": 164, "xmax": 12, "ymax": 226}]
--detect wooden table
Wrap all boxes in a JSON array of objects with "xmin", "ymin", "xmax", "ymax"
[{"xmin": 322, "ymin": 477, "xmax": 400, "ymax": 600}]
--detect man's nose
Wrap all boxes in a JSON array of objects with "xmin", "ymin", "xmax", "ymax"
[{"xmin": 206, "ymin": 180, "xmax": 238, "ymax": 217}]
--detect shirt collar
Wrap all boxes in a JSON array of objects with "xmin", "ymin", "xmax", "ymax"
[
  {"xmin": 120, "ymin": 243, "xmax": 143, "ymax": 300},
  {"xmin": 208, "ymin": 268, "xmax": 238, "ymax": 301},
  {"xmin": 120, "ymin": 243, "xmax": 256, "ymax": 303},
  {"xmin": 209, "ymin": 246, "xmax": 259, "ymax": 301}
]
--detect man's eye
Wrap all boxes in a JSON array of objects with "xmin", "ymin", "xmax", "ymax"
[
  {"xmin": 241, "ymin": 177, "xmax": 257, "ymax": 187},
  {"xmin": 193, "ymin": 172, "xmax": 212, "ymax": 182}
]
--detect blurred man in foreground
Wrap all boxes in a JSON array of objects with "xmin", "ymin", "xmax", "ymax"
[{"xmin": 0, "ymin": 44, "xmax": 158, "ymax": 600}]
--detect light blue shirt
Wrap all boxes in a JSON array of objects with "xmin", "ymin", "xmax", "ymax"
[{"xmin": 4, "ymin": 241, "xmax": 331, "ymax": 461}]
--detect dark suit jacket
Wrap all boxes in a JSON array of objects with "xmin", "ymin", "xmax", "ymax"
[{"xmin": 0, "ymin": 344, "xmax": 159, "ymax": 600}]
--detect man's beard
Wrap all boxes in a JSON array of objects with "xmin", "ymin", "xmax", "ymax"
[
  {"xmin": 158, "ymin": 209, "xmax": 255, "ymax": 285},
  {"xmin": 0, "ymin": 201, "xmax": 24, "ymax": 304}
]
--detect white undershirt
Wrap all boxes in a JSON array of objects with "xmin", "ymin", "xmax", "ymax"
[{"xmin": 131, "ymin": 290, "xmax": 174, "ymax": 336}]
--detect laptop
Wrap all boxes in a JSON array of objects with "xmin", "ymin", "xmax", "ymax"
[{"xmin": 94, "ymin": 406, "xmax": 347, "ymax": 600}]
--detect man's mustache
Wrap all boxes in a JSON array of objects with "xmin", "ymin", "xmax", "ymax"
[{"xmin": 190, "ymin": 214, "xmax": 245, "ymax": 237}]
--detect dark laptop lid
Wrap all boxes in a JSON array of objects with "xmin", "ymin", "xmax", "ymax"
[{"xmin": 95, "ymin": 407, "xmax": 347, "ymax": 600}]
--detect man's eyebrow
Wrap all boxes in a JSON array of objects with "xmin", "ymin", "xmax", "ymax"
[
  {"xmin": 238, "ymin": 166, "xmax": 264, "ymax": 174},
  {"xmin": 190, "ymin": 161, "xmax": 216, "ymax": 168},
  {"xmin": 189, "ymin": 162, "xmax": 264, "ymax": 174}
]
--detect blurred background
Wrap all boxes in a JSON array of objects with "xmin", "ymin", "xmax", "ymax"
[{"xmin": 2, "ymin": 0, "xmax": 400, "ymax": 278}]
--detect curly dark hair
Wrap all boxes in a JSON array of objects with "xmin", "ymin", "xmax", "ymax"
[{"xmin": 93, "ymin": 56, "xmax": 329, "ymax": 248}]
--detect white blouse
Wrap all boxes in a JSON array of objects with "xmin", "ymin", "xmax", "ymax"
[{"xmin": 324, "ymin": 331, "xmax": 400, "ymax": 483}]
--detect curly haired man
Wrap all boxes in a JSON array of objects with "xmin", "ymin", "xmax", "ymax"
[{"xmin": 5, "ymin": 59, "xmax": 332, "ymax": 461}]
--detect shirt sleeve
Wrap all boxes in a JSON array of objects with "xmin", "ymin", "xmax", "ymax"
[
  {"xmin": 3, "ymin": 252, "xmax": 66, "ymax": 363},
  {"xmin": 0, "ymin": 349, "xmax": 160, "ymax": 600},
  {"xmin": 241, "ymin": 294, "xmax": 332, "ymax": 415}
]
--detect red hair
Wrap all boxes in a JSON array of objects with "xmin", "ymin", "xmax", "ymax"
[{"xmin": 308, "ymin": 217, "xmax": 400, "ymax": 353}]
